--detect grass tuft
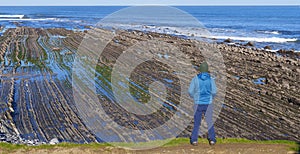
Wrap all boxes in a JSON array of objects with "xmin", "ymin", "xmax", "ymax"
[{"xmin": 0, "ymin": 138, "xmax": 298, "ymax": 153}]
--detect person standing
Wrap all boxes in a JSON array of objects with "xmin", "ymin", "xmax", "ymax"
[{"xmin": 188, "ymin": 61, "xmax": 217, "ymax": 146}]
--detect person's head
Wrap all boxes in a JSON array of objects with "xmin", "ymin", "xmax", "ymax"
[{"xmin": 199, "ymin": 61, "xmax": 208, "ymax": 73}]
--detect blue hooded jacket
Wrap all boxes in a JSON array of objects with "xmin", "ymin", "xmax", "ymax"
[{"xmin": 188, "ymin": 72, "xmax": 217, "ymax": 104}]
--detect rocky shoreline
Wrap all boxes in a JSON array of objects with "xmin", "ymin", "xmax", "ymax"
[
  {"xmin": 0, "ymin": 27, "xmax": 299, "ymax": 145},
  {"xmin": 222, "ymin": 38, "xmax": 300, "ymax": 59}
]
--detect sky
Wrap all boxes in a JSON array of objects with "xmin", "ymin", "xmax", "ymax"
[{"xmin": 0, "ymin": 0, "xmax": 299, "ymax": 6}]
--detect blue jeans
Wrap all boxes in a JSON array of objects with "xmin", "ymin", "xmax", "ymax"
[{"xmin": 191, "ymin": 104, "xmax": 216, "ymax": 143}]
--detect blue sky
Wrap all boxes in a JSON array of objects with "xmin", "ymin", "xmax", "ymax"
[{"xmin": 0, "ymin": 0, "xmax": 299, "ymax": 6}]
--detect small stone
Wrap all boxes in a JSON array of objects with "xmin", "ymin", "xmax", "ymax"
[
  {"xmin": 148, "ymin": 35, "xmax": 153, "ymax": 39},
  {"xmin": 52, "ymin": 47, "xmax": 61, "ymax": 51},
  {"xmin": 49, "ymin": 138, "xmax": 59, "ymax": 145},
  {"xmin": 264, "ymin": 46, "xmax": 272, "ymax": 50},
  {"xmin": 252, "ymin": 75, "xmax": 259, "ymax": 79},
  {"xmin": 239, "ymin": 79, "xmax": 248, "ymax": 82},
  {"xmin": 282, "ymin": 80, "xmax": 290, "ymax": 89},
  {"xmin": 259, "ymin": 109, "xmax": 266, "ymax": 113},
  {"xmin": 245, "ymin": 41, "xmax": 255, "ymax": 46},
  {"xmin": 224, "ymin": 38, "xmax": 232, "ymax": 43}
]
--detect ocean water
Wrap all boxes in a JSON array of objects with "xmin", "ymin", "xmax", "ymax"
[{"xmin": 0, "ymin": 6, "xmax": 299, "ymax": 51}]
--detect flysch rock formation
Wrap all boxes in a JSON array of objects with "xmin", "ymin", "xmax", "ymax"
[{"xmin": 0, "ymin": 27, "xmax": 299, "ymax": 145}]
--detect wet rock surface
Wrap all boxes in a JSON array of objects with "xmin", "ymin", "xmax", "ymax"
[
  {"xmin": 0, "ymin": 27, "xmax": 299, "ymax": 145},
  {"xmin": 0, "ymin": 28, "xmax": 96, "ymax": 144}
]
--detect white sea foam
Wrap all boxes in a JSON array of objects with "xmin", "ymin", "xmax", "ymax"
[
  {"xmin": 265, "ymin": 31, "xmax": 280, "ymax": 35},
  {"xmin": 256, "ymin": 30, "xmax": 280, "ymax": 35},
  {"xmin": 0, "ymin": 18, "xmax": 56, "ymax": 21},
  {"xmin": 136, "ymin": 25, "xmax": 297, "ymax": 43},
  {"xmin": 98, "ymin": 22, "xmax": 210, "ymax": 38},
  {"xmin": 264, "ymin": 49, "xmax": 277, "ymax": 52},
  {"xmin": 0, "ymin": 14, "xmax": 25, "ymax": 19},
  {"xmin": 100, "ymin": 23, "xmax": 298, "ymax": 44},
  {"xmin": 206, "ymin": 36, "xmax": 297, "ymax": 43}
]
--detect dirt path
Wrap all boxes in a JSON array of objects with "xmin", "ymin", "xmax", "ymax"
[
  {"xmin": 5, "ymin": 143, "xmax": 296, "ymax": 154},
  {"xmin": 146, "ymin": 144, "xmax": 295, "ymax": 154}
]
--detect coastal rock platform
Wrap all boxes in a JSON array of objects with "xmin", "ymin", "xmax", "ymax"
[{"xmin": 0, "ymin": 27, "xmax": 299, "ymax": 144}]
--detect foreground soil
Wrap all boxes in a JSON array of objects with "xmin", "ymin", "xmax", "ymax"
[{"xmin": 1, "ymin": 143, "xmax": 296, "ymax": 154}]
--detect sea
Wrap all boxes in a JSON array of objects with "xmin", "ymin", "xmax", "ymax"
[{"xmin": 0, "ymin": 6, "xmax": 299, "ymax": 51}]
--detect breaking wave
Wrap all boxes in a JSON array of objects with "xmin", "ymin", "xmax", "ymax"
[{"xmin": 207, "ymin": 36, "xmax": 298, "ymax": 43}]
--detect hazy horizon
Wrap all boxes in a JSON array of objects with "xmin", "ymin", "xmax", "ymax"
[{"xmin": 0, "ymin": 0, "xmax": 299, "ymax": 6}]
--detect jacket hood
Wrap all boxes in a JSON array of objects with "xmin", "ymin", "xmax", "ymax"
[
  {"xmin": 198, "ymin": 72, "xmax": 210, "ymax": 80},
  {"xmin": 199, "ymin": 62, "xmax": 208, "ymax": 73}
]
